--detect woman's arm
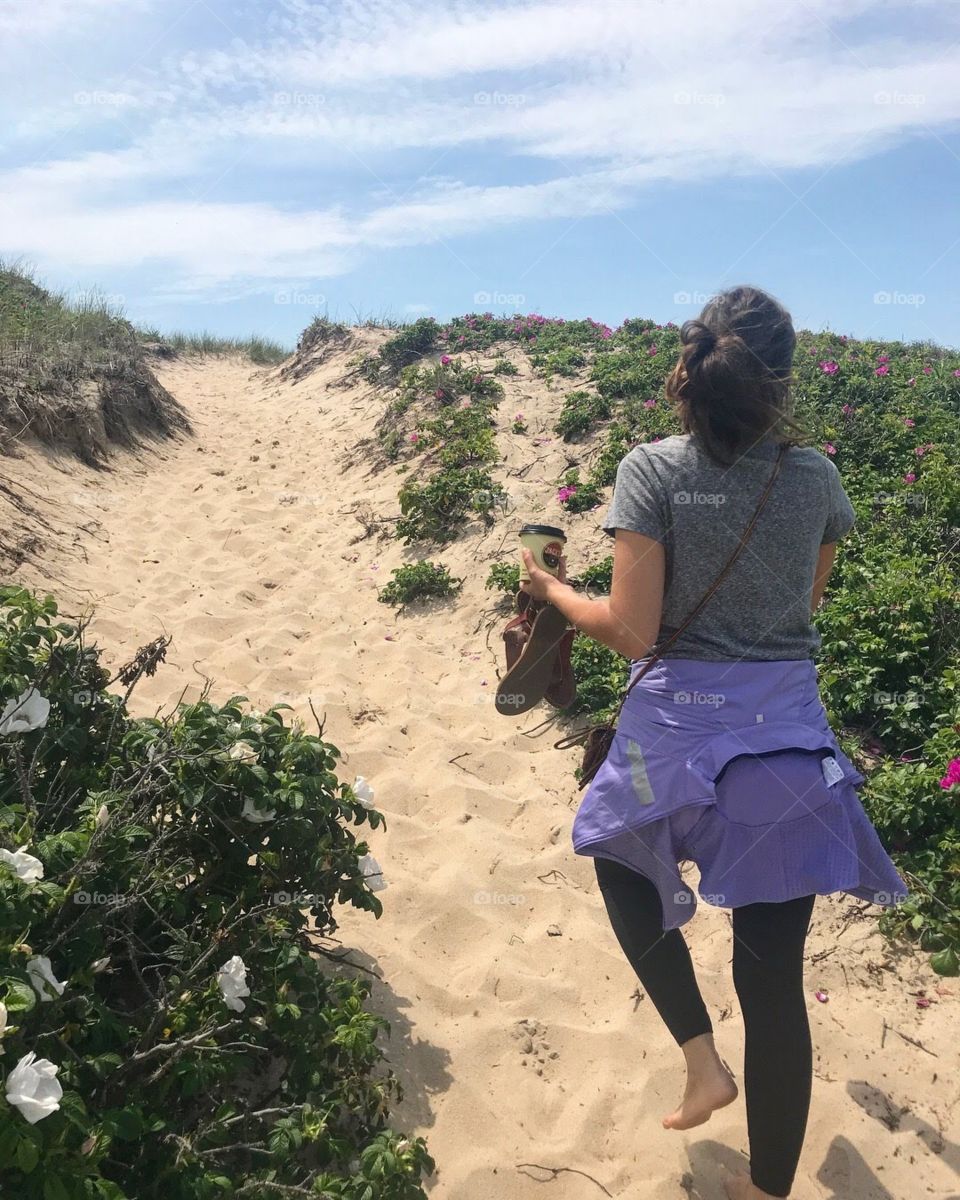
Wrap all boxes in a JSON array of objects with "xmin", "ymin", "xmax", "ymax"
[
  {"xmin": 520, "ymin": 529, "xmax": 665, "ymax": 660},
  {"xmin": 811, "ymin": 542, "xmax": 837, "ymax": 614}
]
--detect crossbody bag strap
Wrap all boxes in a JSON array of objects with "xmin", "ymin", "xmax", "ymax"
[{"xmin": 612, "ymin": 441, "xmax": 789, "ymax": 716}]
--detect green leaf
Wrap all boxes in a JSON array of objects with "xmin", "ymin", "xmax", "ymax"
[
  {"xmin": 930, "ymin": 947, "xmax": 959, "ymax": 976},
  {"xmin": 43, "ymin": 1174, "xmax": 71, "ymax": 1200},
  {"xmin": 16, "ymin": 1136, "xmax": 39, "ymax": 1174},
  {"xmin": 104, "ymin": 1107, "xmax": 143, "ymax": 1141},
  {"xmin": 1, "ymin": 977, "xmax": 37, "ymax": 1013},
  {"xmin": 0, "ymin": 1124, "xmax": 20, "ymax": 1162}
]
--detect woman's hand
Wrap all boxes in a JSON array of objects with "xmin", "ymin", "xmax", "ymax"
[{"xmin": 519, "ymin": 548, "xmax": 568, "ymax": 602}]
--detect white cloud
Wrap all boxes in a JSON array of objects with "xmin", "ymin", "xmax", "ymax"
[
  {"xmin": 0, "ymin": 0, "xmax": 148, "ymax": 35},
  {"xmin": 1, "ymin": 0, "xmax": 957, "ymax": 296}
]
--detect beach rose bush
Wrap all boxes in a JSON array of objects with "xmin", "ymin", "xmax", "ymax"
[{"xmin": 0, "ymin": 587, "xmax": 432, "ymax": 1198}]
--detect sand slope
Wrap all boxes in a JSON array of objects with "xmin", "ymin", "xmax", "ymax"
[{"xmin": 7, "ymin": 340, "xmax": 958, "ymax": 1200}]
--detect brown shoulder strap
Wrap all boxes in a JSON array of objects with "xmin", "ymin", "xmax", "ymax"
[{"xmin": 615, "ymin": 442, "xmax": 789, "ymax": 713}]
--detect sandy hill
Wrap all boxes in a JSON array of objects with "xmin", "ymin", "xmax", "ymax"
[{"xmin": 4, "ymin": 328, "xmax": 956, "ymax": 1200}]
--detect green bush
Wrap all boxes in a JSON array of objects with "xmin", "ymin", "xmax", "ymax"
[
  {"xmin": 554, "ymin": 390, "xmax": 612, "ymax": 441},
  {"xmin": 378, "ymin": 562, "xmax": 462, "ymax": 607},
  {"xmin": 0, "ymin": 588, "xmax": 433, "ymax": 1198},
  {"xmin": 571, "ymin": 557, "xmax": 613, "ymax": 592},
  {"xmin": 371, "ymin": 320, "xmax": 440, "ymax": 379},
  {"xmin": 557, "ymin": 470, "xmax": 603, "ymax": 513},
  {"xmin": 565, "ymin": 635, "xmax": 630, "ymax": 721},
  {"xmin": 396, "ymin": 469, "xmax": 506, "ymax": 544},
  {"xmin": 485, "ymin": 563, "xmax": 520, "ymax": 594}
]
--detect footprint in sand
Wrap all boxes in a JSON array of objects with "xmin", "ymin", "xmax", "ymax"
[{"xmin": 512, "ymin": 1018, "xmax": 559, "ymax": 1077}]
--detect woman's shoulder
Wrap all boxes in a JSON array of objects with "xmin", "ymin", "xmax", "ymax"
[
  {"xmin": 622, "ymin": 434, "xmax": 695, "ymax": 468},
  {"xmin": 621, "ymin": 436, "xmax": 839, "ymax": 479}
]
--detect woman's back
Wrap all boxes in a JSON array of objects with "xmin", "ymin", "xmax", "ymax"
[{"xmin": 603, "ymin": 431, "xmax": 856, "ymax": 661}]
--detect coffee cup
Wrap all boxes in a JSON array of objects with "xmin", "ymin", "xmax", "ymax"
[{"xmin": 519, "ymin": 524, "xmax": 566, "ymax": 582}]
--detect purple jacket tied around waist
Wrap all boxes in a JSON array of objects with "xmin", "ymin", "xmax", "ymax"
[{"xmin": 572, "ymin": 657, "xmax": 910, "ymax": 929}]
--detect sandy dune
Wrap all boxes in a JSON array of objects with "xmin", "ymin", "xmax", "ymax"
[{"xmin": 6, "ymin": 339, "xmax": 958, "ymax": 1200}]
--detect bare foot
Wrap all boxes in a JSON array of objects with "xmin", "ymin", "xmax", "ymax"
[
  {"xmin": 722, "ymin": 1168, "xmax": 782, "ymax": 1199},
  {"xmin": 661, "ymin": 1061, "xmax": 738, "ymax": 1130}
]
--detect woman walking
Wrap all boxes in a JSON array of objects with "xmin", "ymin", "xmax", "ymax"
[{"xmin": 519, "ymin": 286, "xmax": 909, "ymax": 1199}]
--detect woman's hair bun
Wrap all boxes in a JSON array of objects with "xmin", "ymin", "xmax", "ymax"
[
  {"xmin": 680, "ymin": 319, "xmax": 717, "ymax": 354},
  {"xmin": 666, "ymin": 286, "xmax": 803, "ymax": 465}
]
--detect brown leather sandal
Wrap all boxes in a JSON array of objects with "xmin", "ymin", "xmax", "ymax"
[{"xmin": 496, "ymin": 593, "xmax": 575, "ymax": 715}]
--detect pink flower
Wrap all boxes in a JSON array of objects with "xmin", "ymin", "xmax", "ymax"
[
  {"xmin": 557, "ymin": 485, "xmax": 578, "ymax": 504},
  {"xmin": 877, "ymin": 354, "xmax": 890, "ymax": 364},
  {"xmin": 903, "ymin": 417, "xmax": 915, "ymax": 427},
  {"xmin": 648, "ymin": 345, "xmax": 658, "ymax": 356},
  {"xmin": 914, "ymin": 443, "xmax": 934, "ymax": 457},
  {"xmin": 814, "ymin": 989, "xmax": 829, "ymax": 1003},
  {"xmin": 954, "ymin": 369, "xmax": 960, "ymax": 377},
  {"xmin": 823, "ymin": 443, "xmax": 837, "ymax": 456},
  {"xmin": 516, "ymin": 412, "xmax": 524, "ymax": 419},
  {"xmin": 408, "ymin": 433, "xmax": 419, "ymax": 443},
  {"xmin": 820, "ymin": 361, "xmax": 839, "ymax": 375},
  {"xmin": 903, "ymin": 472, "xmax": 916, "ymax": 483},
  {"xmin": 841, "ymin": 404, "xmax": 854, "ymax": 416},
  {"xmin": 875, "ymin": 365, "xmax": 889, "ymax": 376},
  {"xmin": 939, "ymin": 758, "xmax": 960, "ymax": 788},
  {"xmin": 923, "ymin": 365, "xmax": 932, "ymax": 374},
  {"xmin": 434, "ymin": 388, "xmax": 446, "ymax": 400},
  {"xmin": 600, "ymin": 329, "xmax": 613, "ymax": 340},
  {"xmin": 440, "ymin": 354, "xmax": 451, "ymax": 365},
  {"xmin": 907, "ymin": 378, "xmax": 916, "ymax": 387},
  {"xmin": 643, "ymin": 398, "xmax": 657, "ymax": 409}
]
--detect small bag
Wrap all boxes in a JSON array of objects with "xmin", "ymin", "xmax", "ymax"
[{"xmin": 556, "ymin": 444, "xmax": 789, "ymax": 789}]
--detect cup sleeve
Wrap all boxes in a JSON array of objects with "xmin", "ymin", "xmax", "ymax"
[{"xmin": 601, "ymin": 449, "xmax": 668, "ymax": 543}]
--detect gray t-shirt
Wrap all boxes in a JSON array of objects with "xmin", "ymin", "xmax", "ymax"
[{"xmin": 602, "ymin": 432, "xmax": 856, "ymax": 662}]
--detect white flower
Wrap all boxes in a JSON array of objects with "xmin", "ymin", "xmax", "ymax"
[
  {"xmin": 358, "ymin": 853, "xmax": 388, "ymax": 893},
  {"xmin": 352, "ymin": 776, "xmax": 375, "ymax": 809},
  {"xmin": 95, "ymin": 804, "xmax": 110, "ymax": 830},
  {"xmin": 26, "ymin": 956, "xmax": 65, "ymax": 1003},
  {"xmin": 0, "ymin": 1001, "xmax": 7, "ymax": 1055},
  {"xmin": 5, "ymin": 1052, "xmax": 63, "ymax": 1124},
  {"xmin": 217, "ymin": 956, "xmax": 250, "ymax": 1013},
  {"xmin": 241, "ymin": 797, "xmax": 276, "ymax": 824},
  {"xmin": 0, "ymin": 846, "xmax": 44, "ymax": 884},
  {"xmin": 0, "ymin": 689, "xmax": 50, "ymax": 736},
  {"xmin": 229, "ymin": 741, "xmax": 259, "ymax": 764}
]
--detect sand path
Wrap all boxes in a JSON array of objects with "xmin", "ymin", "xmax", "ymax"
[{"xmin": 8, "ymin": 348, "xmax": 957, "ymax": 1200}]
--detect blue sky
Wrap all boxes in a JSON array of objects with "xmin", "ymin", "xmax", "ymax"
[{"xmin": 2, "ymin": 0, "xmax": 958, "ymax": 347}]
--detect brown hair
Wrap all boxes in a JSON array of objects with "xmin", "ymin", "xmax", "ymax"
[{"xmin": 665, "ymin": 285, "xmax": 808, "ymax": 466}]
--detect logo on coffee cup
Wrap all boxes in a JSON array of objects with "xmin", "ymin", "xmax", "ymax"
[{"xmin": 542, "ymin": 540, "xmax": 563, "ymax": 570}]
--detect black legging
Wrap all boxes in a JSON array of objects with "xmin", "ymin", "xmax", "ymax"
[{"xmin": 595, "ymin": 857, "xmax": 814, "ymax": 1198}]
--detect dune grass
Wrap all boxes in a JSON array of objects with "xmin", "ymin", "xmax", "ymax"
[
  {"xmin": 139, "ymin": 328, "xmax": 290, "ymax": 365},
  {"xmin": 0, "ymin": 262, "xmax": 191, "ymax": 460},
  {"xmin": 0, "ymin": 261, "xmax": 143, "ymax": 386}
]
